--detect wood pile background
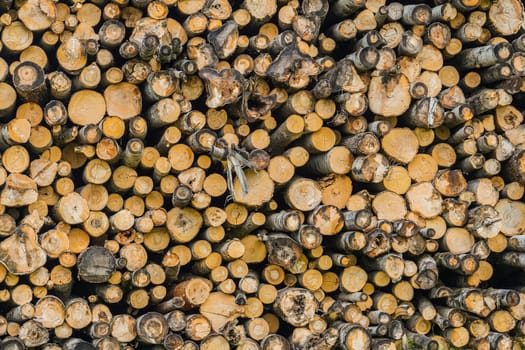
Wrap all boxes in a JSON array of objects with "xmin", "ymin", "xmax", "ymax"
[{"xmin": 0, "ymin": 0, "xmax": 524, "ymax": 348}]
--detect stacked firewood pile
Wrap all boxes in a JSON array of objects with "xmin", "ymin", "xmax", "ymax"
[{"xmin": 0, "ymin": 0, "xmax": 524, "ymax": 348}]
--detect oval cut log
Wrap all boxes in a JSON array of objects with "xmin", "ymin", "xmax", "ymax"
[
  {"xmin": 0, "ymin": 222, "xmax": 46, "ymax": 275},
  {"xmin": 273, "ymin": 288, "xmax": 317, "ymax": 327},
  {"xmin": 495, "ymin": 199, "xmax": 525, "ymax": 236},
  {"xmin": 77, "ymin": 246, "xmax": 116, "ymax": 283},
  {"xmin": 166, "ymin": 207, "xmax": 203, "ymax": 243},
  {"xmin": 104, "ymin": 83, "xmax": 142, "ymax": 120},
  {"xmin": 368, "ymin": 73, "xmax": 411, "ymax": 117},
  {"xmin": 233, "ymin": 169, "xmax": 274, "ymax": 208},
  {"xmin": 18, "ymin": 0, "xmax": 56, "ymax": 31},
  {"xmin": 381, "ymin": 128, "xmax": 419, "ymax": 164},
  {"xmin": 200, "ymin": 292, "xmax": 244, "ymax": 332},
  {"xmin": 406, "ymin": 182, "xmax": 443, "ymax": 219},
  {"xmin": 488, "ymin": 0, "xmax": 524, "ymax": 36},
  {"xmin": 55, "ymin": 192, "xmax": 90, "ymax": 225},
  {"xmin": 68, "ymin": 90, "xmax": 106, "ymax": 126},
  {"xmin": 1, "ymin": 174, "xmax": 38, "ymax": 207}
]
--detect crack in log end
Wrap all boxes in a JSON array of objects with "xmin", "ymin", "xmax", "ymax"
[
  {"xmin": 199, "ymin": 68, "xmax": 243, "ymax": 108},
  {"xmin": 275, "ymin": 288, "xmax": 317, "ymax": 327}
]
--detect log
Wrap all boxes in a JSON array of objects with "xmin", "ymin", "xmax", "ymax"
[
  {"xmin": 368, "ymin": 73, "xmax": 411, "ymax": 117},
  {"xmin": 487, "ymin": 0, "xmax": 524, "ymax": 36},
  {"xmin": 12, "ymin": 61, "xmax": 47, "ymax": 103},
  {"xmin": 77, "ymin": 247, "xmax": 116, "ymax": 283},
  {"xmin": 104, "ymin": 83, "xmax": 142, "ymax": 120}
]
